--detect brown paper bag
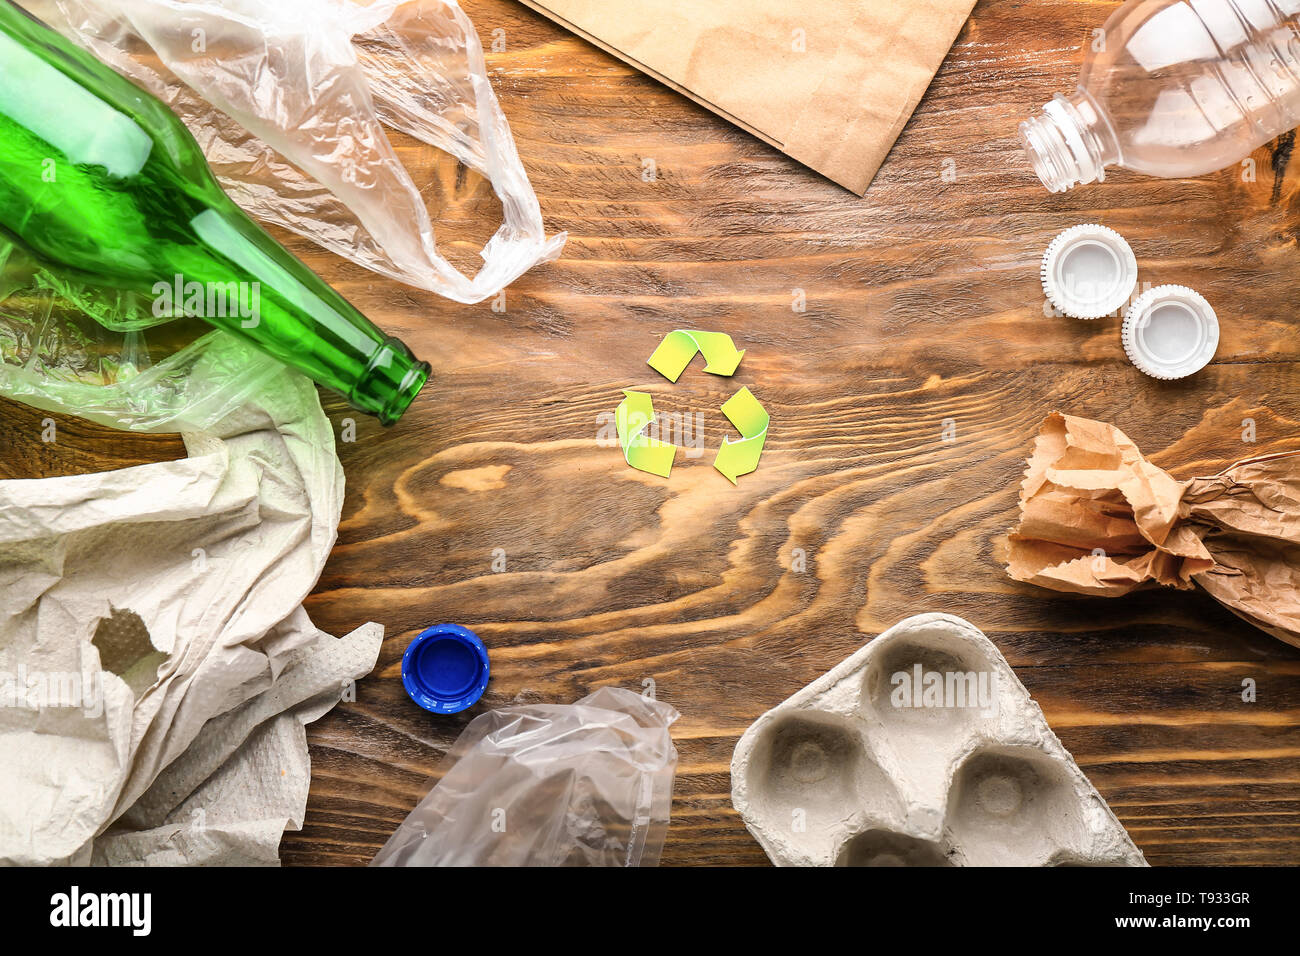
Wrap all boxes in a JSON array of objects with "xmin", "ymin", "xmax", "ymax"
[
  {"xmin": 514, "ymin": 0, "xmax": 977, "ymax": 194},
  {"xmin": 1006, "ymin": 412, "xmax": 1300, "ymax": 649}
]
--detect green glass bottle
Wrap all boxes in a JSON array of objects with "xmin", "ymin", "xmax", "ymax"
[{"xmin": 0, "ymin": 1, "xmax": 429, "ymax": 424}]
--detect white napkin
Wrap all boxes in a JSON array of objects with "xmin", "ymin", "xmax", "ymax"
[{"xmin": 0, "ymin": 336, "xmax": 380, "ymax": 865}]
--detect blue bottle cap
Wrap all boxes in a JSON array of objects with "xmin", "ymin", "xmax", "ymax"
[{"xmin": 401, "ymin": 623, "xmax": 490, "ymax": 715}]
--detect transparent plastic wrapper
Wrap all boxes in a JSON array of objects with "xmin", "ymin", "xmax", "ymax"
[
  {"xmin": 0, "ymin": 238, "xmax": 286, "ymax": 432},
  {"xmin": 372, "ymin": 687, "xmax": 680, "ymax": 867},
  {"xmin": 27, "ymin": 0, "xmax": 564, "ymax": 301}
]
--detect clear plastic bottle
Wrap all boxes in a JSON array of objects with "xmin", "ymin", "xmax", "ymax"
[{"xmin": 1021, "ymin": 0, "xmax": 1300, "ymax": 192}]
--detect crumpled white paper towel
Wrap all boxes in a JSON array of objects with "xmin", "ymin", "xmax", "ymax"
[{"xmin": 0, "ymin": 334, "xmax": 381, "ymax": 866}]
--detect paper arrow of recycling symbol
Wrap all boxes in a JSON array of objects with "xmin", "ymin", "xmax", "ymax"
[
  {"xmin": 615, "ymin": 389, "xmax": 676, "ymax": 478},
  {"xmin": 614, "ymin": 330, "xmax": 767, "ymax": 483},
  {"xmin": 714, "ymin": 386, "xmax": 769, "ymax": 484},
  {"xmin": 647, "ymin": 329, "xmax": 746, "ymax": 381}
]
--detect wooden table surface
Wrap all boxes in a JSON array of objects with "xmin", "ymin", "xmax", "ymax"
[{"xmin": 6, "ymin": 0, "xmax": 1300, "ymax": 866}]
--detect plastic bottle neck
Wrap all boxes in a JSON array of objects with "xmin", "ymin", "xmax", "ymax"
[{"xmin": 1020, "ymin": 90, "xmax": 1120, "ymax": 193}]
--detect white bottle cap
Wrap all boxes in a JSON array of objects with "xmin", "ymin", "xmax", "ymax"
[
  {"xmin": 1040, "ymin": 224, "xmax": 1138, "ymax": 319},
  {"xmin": 1121, "ymin": 285, "xmax": 1219, "ymax": 380}
]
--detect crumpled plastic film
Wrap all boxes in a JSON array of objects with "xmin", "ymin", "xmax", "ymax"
[
  {"xmin": 25, "ymin": 0, "xmax": 565, "ymax": 302},
  {"xmin": 372, "ymin": 687, "xmax": 680, "ymax": 867}
]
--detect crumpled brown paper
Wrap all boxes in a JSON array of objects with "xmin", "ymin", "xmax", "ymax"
[{"xmin": 1006, "ymin": 412, "xmax": 1300, "ymax": 649}]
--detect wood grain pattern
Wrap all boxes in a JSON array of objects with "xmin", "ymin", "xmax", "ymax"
[{"xmin": 5, "ymin": 0, "xmax": 1300, "ymax": 865}]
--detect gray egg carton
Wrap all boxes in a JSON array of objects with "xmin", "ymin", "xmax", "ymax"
[{"xmin": 731, "ymin": 613, "xmax": 1146, "ymax": 866}]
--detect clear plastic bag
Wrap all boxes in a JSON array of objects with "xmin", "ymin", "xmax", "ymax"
[
  {"xmin": 371, "ymin": 687, "xmax": 680, "ymax": 867},
  {"xmin": 0, "ymin": 236, "xmax": 291, "ymax": 434},
  {"xmin": 30, "ymin": 0, "xmax": 564, "ymax": 302}
]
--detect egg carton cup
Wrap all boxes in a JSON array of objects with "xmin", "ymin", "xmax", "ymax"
[{"xmin": 731, "ymin": 613, "xmax": 1146, "ymax": 866}]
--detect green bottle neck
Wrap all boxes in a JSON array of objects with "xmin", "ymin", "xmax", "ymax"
[{"xmin": 181, "ymin": 203, "xmax": 429, "ymax": 424}]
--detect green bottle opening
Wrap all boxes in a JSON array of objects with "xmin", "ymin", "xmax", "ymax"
[{"xmin": 354, "ymin": 339, "xmax": 431, "ymax": 426}]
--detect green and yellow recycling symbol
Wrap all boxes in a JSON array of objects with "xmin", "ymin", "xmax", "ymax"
[{"xmin": 615, "ymin": 330, "xmax": 769, "ymax": 484}]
